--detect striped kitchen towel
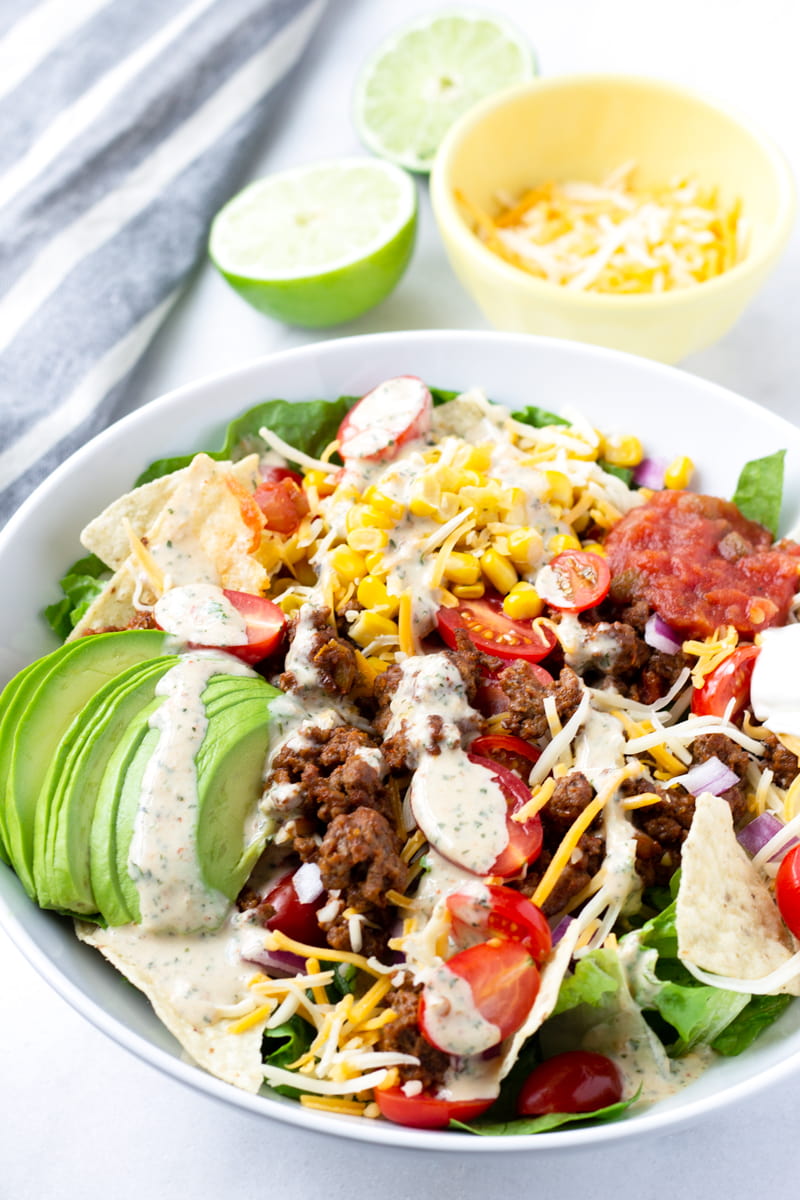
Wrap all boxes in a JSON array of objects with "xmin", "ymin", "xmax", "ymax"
[{"xmin": 0, "ymin": 0, "xmax": 326, "ymax": 525}]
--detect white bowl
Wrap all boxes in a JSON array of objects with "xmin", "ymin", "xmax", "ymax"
[{"xmin": 3, "ymin": 330, "xmax": 800, "ymax": 1152}]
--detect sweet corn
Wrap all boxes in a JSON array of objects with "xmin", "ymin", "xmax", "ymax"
[
  {"xmin": 507, "ymin": 527, "xmax": 544, "ymax": 570},
  {"xmin": 364, "ymin": 550, "xmax": 387, "ymax": 575},
  {"xmin": 347, "ymin": 528, "xmax": 389, "ymax": 553},
  {"xmin": 346, "ymin": 504, "xmax": 396, "ymax": 532},
  {"xmin": 542, "ymin": 471, "xmax": 573, "ymax": 507},
  {"xmin": 503, "ymin": 582, "xmax": 544, "ymax": 620},
  {"xmin": 349, "ymin": 611, "xmax": 399, "ymax": 648},
  {"xmin": 460, "ymin": 485, "xmax": 502, "ymax": 524},
  {"xmin": 582, "ymin": 541, "xmax": 607, "ymax": 557},
  {"xmin": 480, "ymin": 548, "xmax": 518, "ymax": 595},
  {"xmin": 362, "ymin": 487, "xmax": 405, "ymax": 521},
  {"xmin": 329, "ymin": 544, "xmax": 367, "ymax": 583},
  {"xmin": 409, "ymin": 476, "xmax": 441, "ymax": 519},
  {"xmin": 303, "ymin": 469, "xmax": 337, "ymax": 497},
  {"xmin": 602, "ymin": 434, "xmax": 644, "ymax": 468},
  {"xmin": 356, "ymin": 575, "xmax": 400, "ymax": 617},
  {"xmin": 275, "ymin": 592, "xmax": 306, "ymax": 614},
  {"xmin": 443, "ymin": 551, "xmax": 482, "ymax": 585},
  {"xmin": 664, "ymin": 455, "xmax": 694, "ymax": 490},
  {"xmin": 456, "ymin": 444, "xmax": 493, "ymax": 473},
  {"xmin": 499, "ymin": 487, "xmax": 527, "ymax": 525},
  {"xmin": 549, "ymin": 532, "xmax": 582, "ymax": 554},
  {"xmin": 453, "ymin": 582, "xmax": 485, "ymax": 600}
]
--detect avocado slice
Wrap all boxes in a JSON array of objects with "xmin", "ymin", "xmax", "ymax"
[
  {"xmin": 1, "ymin": 630, "xmax": 167, "ymax": 899},
  {"xmin": 34, "ymin": 655, "xmax": 178, "ymax": 915},
  {"xmin": 90, "ymin": 701, "xmax": 162, "ymax": 926},
  {"xmin": 194, "ymin": 683, "xmax": 281, "ymax": 901}
]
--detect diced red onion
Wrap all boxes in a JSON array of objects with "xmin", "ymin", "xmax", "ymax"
[
  {"xmin": 292, "ymin": 861, "xmax": 324, "ymax": 905},
  {"xmin": 634, "ymin": 457, "xmax": 666, "ymax": 489},
  {"xmin": 737, "ymin": 812, "xmax": 800, "ymax": 861},
  {"xmin": 674, "ymin": 755, "xmax": 739, "ymax": 797},
  {"xmin": 243, "ymin": 947, "xmax": 307, "ymax": 976},
  {"xmin": 644, "ymin": 613, "xmax": 682, "ymax": 655},
  {"xmin": 549, "ymin": 914, "xmax": 575, "ymax": 946}
]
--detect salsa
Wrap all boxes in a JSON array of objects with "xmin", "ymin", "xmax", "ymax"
[{"xmin": 605, "ymin": 490, "xmax": 800, "ymax": 638}]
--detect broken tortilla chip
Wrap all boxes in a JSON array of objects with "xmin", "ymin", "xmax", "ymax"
[
  {"xmin": 70, "ymin": 454, "xmax": 267, "ymax": 638},
  {"xmin": 76, "ymin": 920, "xmax": 268, "ymax": 1092},
  {"xmin": 676, "ymin": 792, "xmax": 800, "ymax": 996}
]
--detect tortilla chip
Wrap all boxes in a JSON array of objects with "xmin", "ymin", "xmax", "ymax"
[
  {"xmin": 76, "ymin": 921, "xmax": 268, "ymax": 1092},
  {"xmin": 676, "ymin": 792, "xmax": 800, "ymax": 995},
  {"xmin": 499, "ymin": 920, "xmax": 581, "ymax": 1080},
  {"xmin": 70, "ymin": 454, "xmax": 267, "ymax": 638},
  {"xmin": 81, "ymin": 455, "xmax": 261, "ymax": 571}
]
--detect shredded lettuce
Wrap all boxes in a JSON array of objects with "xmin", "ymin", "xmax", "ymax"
[
  {"xmin": 44, "ymin": 553, "xmax": 109, "ymax": 639},
  {"xmin": 732, "ymin": 448, "xmax": 786, "ymax": 536},
  {"xmin": 262, "ymin": 1015, "xmax": 315, "ymax": 1097},
  {"xmin": 511, "ymin": 404, "xmax": 569, "ymax": 429}
]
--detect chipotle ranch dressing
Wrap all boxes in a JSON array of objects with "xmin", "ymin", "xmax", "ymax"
[
  {"xmin": 128, "ymin": 651, "xmax": 255, "ymax": 933},
  {"xmin": 409, "ymin": 748, "xmax": 509, "ymax": 876}
]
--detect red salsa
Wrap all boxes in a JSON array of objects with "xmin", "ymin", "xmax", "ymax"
[{"xmin": 605, "ymin": 490, "xmax": 800, "ymax": 639}]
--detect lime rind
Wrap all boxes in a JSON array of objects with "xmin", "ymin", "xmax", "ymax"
[{"xmin": 354, "ymin": 9, "xmax": 537, "ymax": 173}]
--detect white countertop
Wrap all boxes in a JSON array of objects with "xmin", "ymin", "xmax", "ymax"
[{"xmin": 4, "ymin": 1, "xmax": 800, "ymax": 1196}]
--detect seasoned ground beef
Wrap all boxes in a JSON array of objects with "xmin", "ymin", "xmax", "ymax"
[
  {"xmin": 566, "ymin": 613, "xmax": 689, "ymax": 705},
  {"xmin": 623, "ymin": 777, "xmax": 694, "ymax": 888},
  {"xmin": 267, "ymin": 724, "xmax": 393, "ymax": 826},
  {"xmin": 376, "ymin": 982, "xmax": 450, "ymax": 1090},
  {"xmin": 80, "ymin": 610, "xmax": 158, "ymax": 636},
  {"xmin": 279, "ymin": 607, "xmax": 370, "ymax": 699},
  {"xmin": 689, "ymin": 732, "xmax": 749, "ymax": 823},
  {"xmin": 306, "ymin": 807, "xmax": 408, "ymax": 911},
  {"xmin": 520, "ymin": 771, "xmax": 604, "ymax": 915},
  {"xmin": 498, "ymin": 664, "xmax": 583, "ymax": 743},
  {"xmin": 760, "ymin": 732, "xmax": 800, "ymax": 789}
]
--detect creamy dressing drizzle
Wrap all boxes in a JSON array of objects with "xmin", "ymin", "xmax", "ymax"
[
  {"xmin": 409, "ymin": 749, "xmax": 508, "ymax": 876},
  {"xmin": 154, "ymin": 584, "xmax": 248, "ymax": 646},
  {"xmin": 128, "ymin": 650, "xmax": 254, "ymax": 933},
  {"xmin": 418, "ymin": 965, "xmax": 501, "ymax": 1056}
]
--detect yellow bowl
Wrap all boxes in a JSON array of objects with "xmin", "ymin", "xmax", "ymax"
[{"xmin": 430, "ymin": 74, "xmax": 795, "ymax": 363}]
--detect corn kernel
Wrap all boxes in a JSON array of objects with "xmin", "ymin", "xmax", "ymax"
[
  {"xmin": 329, "ymin": 544, "xmax": 367, "ymax": 582},
  {"xmin": 542, "ymin": 471, "xmax": 573, "ymax": 507},
  {"xmin": 364, "ymin": 551, "xmax": 386, "ymax": 575},
  {"xmin": 290, "ymin": 559, "xmax": 318, "ymax": 586},
  {"xmin": 507, "ymin": 527, "xmax": 544, "ymax": 570},
  {"xmin": 602, "ymin": 434, "xmax": 644, "ymax": 468},
  {"xmin": 581, "ymin": 541, "xmax": 607, "ymax": 557},
  {"xmin": 460, "ymin": 485, "xmax": 501, "ymax": 524},
  {"xmin": 480, "ymin": 548, "xmax": 518, "ymax": 595},
  {"xmin": 549, "ymin": 532, "xmax": 582, "ymax": 554},
  {"xmin": 664, "ymin": 455, "xmax": 694, "ymax": 490},
  {"xmin": 409, "ymin": 477, "xmax": 441, "ymax": 519},
  {"xmin": 457, "ymin": 445, "xmax": 493, "ymax": 473},
  {"xmin": 348, "ymin": 611, "xmax": 399, "ymax": 648},
  {"xmin": 499, "ymin": 487, "xmax": 527, "ymax": 525},
  {"xmin": 503, "ymin": 582, "xmax": 544, "ymax": 620},
  {"xmin": 443, "ymin": 552, "xmax": 482, "ymax": 586},
  {"xmin": 453, "ymin": 582, "xmax": 485, "ymax": 600},
  {"xmin": 303, "ymin": 469, "xmax": 337, "ymax": 496},
  {"xmin": 346, "ymin": 505, "xmax": 396, "ymax": 532},
  {"xmin": 275, "ymin": 592, "xmax": 306, "ymax": 615},
  {"xmin": 362, "ymin": 488, "xmax": 405, "ymax": 521},
  {"xmin": 356, "ymin": 575, "xmax": 400, "ymax": 617},
  {"xmin": 347, "ymin": 528, "xmax": 389, "ymax": 553}
]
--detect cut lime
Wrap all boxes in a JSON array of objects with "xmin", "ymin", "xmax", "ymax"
[
  {"xmin": 208, "ymin": 158, "xmax": 417, "ymax": 328},
  {"xmin": 353, "ymin": 9, "xmax": 536, "ymax": 174}
]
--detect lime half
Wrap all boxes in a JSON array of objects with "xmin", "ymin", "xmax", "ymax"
[
  {"xmin": 354, "ymin": 9, "xmax": 536, "ymax": 173},
  {"xmin": 209, "ymin": 158, "xmax": 417, "ymax": 328}
]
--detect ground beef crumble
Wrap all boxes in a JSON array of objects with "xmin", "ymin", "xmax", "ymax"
[{"xmin": 375, "ymin": 981, "xmax": 449, "ymax": 1090}]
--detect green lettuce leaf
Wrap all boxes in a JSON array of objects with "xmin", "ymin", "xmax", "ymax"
[
  {"xmin": 44, "ymin": 553, "xmax": 109, "ymax": 639},
  {"xmin": 262, "ymin": 1015, "xmax": 315, "ymax": 1098},
  {"xmin": 711, "ymin": 993, "xmax": 794, "ymax": 1056},
  {"xmin": 732, "ymin": 449, "xmax": 786, "ymax": 536},
  {"xmin": 552, "ymin": 951, "xmax": 620, "ymax": 1015},
  {"xmin": 451, "ymin": 1093, "xmax": 636, "ymax": 1136},
  {"xmin": 511, "ymin": 404, "xmax": 569, "ymax": 429},
  {"xmin": 598, "ymin": 460, "xmax": 634, "ymax": 486}
]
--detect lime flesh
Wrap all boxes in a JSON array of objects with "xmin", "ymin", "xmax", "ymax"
[
  {"xmin": 209, "ymin": 158, "xmax": 417, "ymax": 328},
  {"xmin": 354, "ymin": 11, "xmax": 536, "ymax": 173}
]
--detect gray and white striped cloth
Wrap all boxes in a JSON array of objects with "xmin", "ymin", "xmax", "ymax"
[{"xmin": 0, "ymin": 0, "xmax": 326, "ymax": 525}]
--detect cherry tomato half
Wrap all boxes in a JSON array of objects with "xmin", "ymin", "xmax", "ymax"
[
  {"xmin": 419, "ymin": 940, "xmax": 540, "ymax": 1054},
  {"xmin": 470, "ymin": 733, "xmax": 541, "ymax": 780},
  {"xmin": 221, "ymin": 589, "xmax": 286, "ymax": 664},
  {"xmin": 260, "ymin": 465, "xmax": 304, "ymax": 486},
  {"xmin": 446, "ymin": 884, "xmax": 552, "ymax": 963},
  {"xmin": 540, "ymin": 551, "xmax": 611, "ymax": 613},
  {"xmin": 261, "ymin": 868, "xmax": 327, "ymax": 946},
  {"xmin": 517, "ymin": 1050, "xmax": 623, "ymax": 1116},
  {"xmin": 253, "ymin": 477, "xmax": 310, "ymax": 535},
  {"xmin": 691, "ymin": 644, "xmax": 760, "ymax": 719},
  {"xmin": 776, "ymin": 844, "xmax": 800, "ymax": 939},
  {"xmin": 374, "ymin": 1088, "xmax": 494, "ymax": 1129},
  {"xmin": 337, "ymin": 376, "xmax": 432, "ymax": 462},
  {"xmin": 467, "ymin": 754, "xmax": 543, "ymax": 879},
  {"xmin": 436, "ymin": 593, "xmax": 558, "ymax": 663}
]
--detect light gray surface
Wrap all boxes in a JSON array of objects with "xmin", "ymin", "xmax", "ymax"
[{"xmin": 3, "ymin": 0, "xmax": 800, "ymax": 1196}]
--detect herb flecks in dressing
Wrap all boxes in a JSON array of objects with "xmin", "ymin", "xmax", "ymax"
[{"xmin": 154, "ymin": 584, "xmax": 248, "ymax": 646}]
